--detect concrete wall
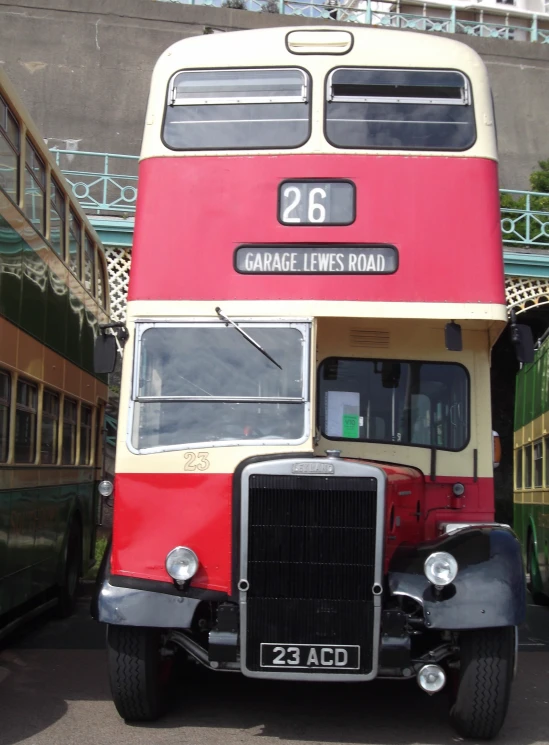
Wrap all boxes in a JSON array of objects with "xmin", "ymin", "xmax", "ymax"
[{"xmin": 0, "ymin": 0, "xmax": 548, "ymax": 188}]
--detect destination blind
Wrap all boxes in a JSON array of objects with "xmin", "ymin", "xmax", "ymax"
[{"xmin": 235, "ymin": 245, "xmax": 398, "ymax": 275}]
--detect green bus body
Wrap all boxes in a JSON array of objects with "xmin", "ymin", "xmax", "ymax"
[
  {"xmin": 0, "ymin": 69, "xmax": 110, "ymax": 630},
  {"xmin": 514, "ymin": 337, "xmax": 549, "ymax": 603}
]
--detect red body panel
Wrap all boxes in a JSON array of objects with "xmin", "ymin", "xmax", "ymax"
[
  {"xmin": 111, "ymin": 468, "xmax": 494, "ymax": 590},
  {"xmin": 128, "ymin": 155, "xmax": 505, "ymax": 305}
]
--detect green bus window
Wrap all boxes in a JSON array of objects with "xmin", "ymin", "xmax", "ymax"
[
  {"xmin": 96, "ymin": 251, "xmax": 106, "ymax": 308},
  {"xmin": 545, "ymin": 439, "xmax": 549, "ymax": 487},
  {"xmin": 15, "ymin": 379, "xmax": 37, "ymax": 463},
  {"xmin": 0, "ymin": 370, "xmax": 10, "ymax": 462},
  {"xmin": 524, "ymin": 444, "xmax": 532, "ymax": 488},
  {"xmin": 84, "ymin": 235, "xmax": 95, "ymax": 296},
  {"xmin": 515, "ymin": 448, "xmax": 523, "ymax": 489},
  {"xmin": 79, "ymin": 404, "xmax": 93, "ymax": 465},
  {"xmin": 49, "ymin": 177, "xmax": 65, "ymax": 258},
  {"xmin": 24, "ymin": 138, "xmax": 46, "ymax": 235},
  {"xmin": 534, "ymin": 440, "xmax": 543, "ymax": 488},
  {"xmin": 68, "ymin": 209, "xmax": 81, "ymax": 279},
  {"xmin": 62, "ymin": 398, "xmax": 77, "ymax": 465},
  {"xmin": 0, "ymin": 94, "xmax": 19, "ymax": 202},
  {"xmin": 41, "ymin": 389, "xmax": 59, "ymax": 464}
]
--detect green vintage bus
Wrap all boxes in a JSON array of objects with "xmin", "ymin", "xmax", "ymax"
[
  {"xmin": 514, "ymin": 332, "xmax": 549, "ymax": 605},
  {"xmin": 0, "ymin": 68, "xmax": 110, "ymax": 635}
]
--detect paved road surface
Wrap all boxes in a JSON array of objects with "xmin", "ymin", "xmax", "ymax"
[{"xmin": 1, "ymin": 592, "xmax": 548, "ymax": 745}]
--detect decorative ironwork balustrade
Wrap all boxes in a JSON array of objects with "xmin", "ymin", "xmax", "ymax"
[
  {"xmin": 500, "ymin": 190, "xmax": 549, "ymax": 248},
  {"xmin": 153, "ymin": 0, "xmax": 549, "ymax": 44},
  {"xmin": 52, "ymin": 150, "xmax": 139, "ymax": 215}
]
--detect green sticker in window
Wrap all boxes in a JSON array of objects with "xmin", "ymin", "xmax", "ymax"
[{"xmin": 342, "ymin": 414, "xmax": 360, "ymax": 439}]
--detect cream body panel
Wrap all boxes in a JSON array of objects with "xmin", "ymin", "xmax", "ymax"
[
  {"xmin": 116, "ymin": 304, "xmax": 495, "ymax": 479},
  {"xmin": 141, "ymin": 26, "xmax": 497, "ymax": 162}
]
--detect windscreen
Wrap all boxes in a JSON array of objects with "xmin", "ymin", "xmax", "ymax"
[
  {"xmin": 318, "ymin": 357, "xmax": 469, "ymax": 451},
  {"xmin": 164, "ymin": 68, "xmax": 310, "ymax": 150},
  {"xmin": 326, "ymin": 68, "xmax": 476, "ymax": 151},
  {"xmin": 132, "ymin": 324, "xmax": 308, "ymax": 450}
]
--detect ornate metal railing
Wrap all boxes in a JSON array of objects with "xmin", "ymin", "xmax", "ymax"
[
  {"xmin": 500, "ymin": 189, "xmax": 549, "ymax": 248},
  {"xmin": 154, "ymin": 0, "xmax": 549, "ymax": 44},
  {"xmin": 52, "ymin": 150, "xmax": 138, "ymax": 215},
  {"xmin": 53, "ymin": 151, "xmax": 549, "ymax": 248}
]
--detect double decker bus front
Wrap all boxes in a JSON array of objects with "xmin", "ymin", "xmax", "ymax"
[{"xmin": 95, "ymin": 27, "xmax": 525, "ymax": 739}]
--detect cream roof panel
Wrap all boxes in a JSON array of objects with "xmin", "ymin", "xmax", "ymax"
[{"xmin": 141, "ymin": 26, "xmax": 497, "ymax": 161}]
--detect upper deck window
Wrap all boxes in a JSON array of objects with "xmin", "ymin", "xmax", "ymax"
[
  {"xmin": 163, "ymin": 68, "xmax": 310, "ymax": 150},
  {"xmin": 325, "ymin": 68, "xmax": 476, "ymax": 151},
  {"xmin": 0, "ymin": 94, "xmax": 19, "ymax": 202}
]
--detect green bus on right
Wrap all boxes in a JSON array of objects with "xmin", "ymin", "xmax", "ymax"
[{"xmin": 514, "ymin": 335, "xmax": 549, "ymax": 605}]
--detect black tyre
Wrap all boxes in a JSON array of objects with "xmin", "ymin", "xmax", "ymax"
[
  {"xmin": 56, "ymin": 521, "xmax": 82, "ymax": 618},
  {"xmin": 449, "ymin": 626, "xmax": 514, "ymax": 740},
  {"xmin": 107, "ymin": 625, "xmax": 173, "ymax": 722},
  {"xmin": 527, "ymin": 534, "xmax": 549, "ymax": 606}
]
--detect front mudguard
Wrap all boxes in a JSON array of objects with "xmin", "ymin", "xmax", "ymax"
[
  {"xmin": 91, "ymin": 539, "xmax": 226, "ymax": 628},
  {"xmin": 388, "ymin": 526, "xmax": 526, "ymax": 629}
]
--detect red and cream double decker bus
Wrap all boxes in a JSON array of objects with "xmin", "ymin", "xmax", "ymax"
[{"xmin": 93, "ymin": 26, "xmax": 528, "ymax": 739}]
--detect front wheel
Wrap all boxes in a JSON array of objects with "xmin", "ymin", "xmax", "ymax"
[
  {"xmin": 449, "ymin": 626, "xmax": 514, "ymax": 740},
  {"xmin": 107, "ymin": 625, "xmax": 173, "ymax": 722}
]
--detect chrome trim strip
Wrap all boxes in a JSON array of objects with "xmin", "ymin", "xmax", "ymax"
[
  {"xmin": 135, "ymin": 396, "xmax": 305, "ymax": 403},
  {"xmin": 441, "ymin": 521, "xmax": 511, "ymax": 534},
  {"xmin": 239, "ymin": 457, "xmax": 386, "ymax": 681},
  {"xmin": 168, "ymin": 68, "xmax": 309, "ymax": 107}
]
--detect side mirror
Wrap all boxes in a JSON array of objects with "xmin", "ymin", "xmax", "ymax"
[
  {"xmin": 94, "ymin": 334, "xmax": 117, "ymax": 374},
  {"xmin": 492, "ymin": 430, "xmax": 501, "ymax": 469},
  {"xmin": 510, "ymin": 323, "xmax": 534, "ymax": 364},
  {"xmin": 381, "ymin": 362, "xmax": 401, "ymax": 388},
  {"xmin": 445, "ymin": 321, "xmax": 462, "ymax": 352}
]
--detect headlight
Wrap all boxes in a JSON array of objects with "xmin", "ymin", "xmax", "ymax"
[
  {"xmin": 424, "ymin": 551, "xmax": 458, "ymax": 587},
  {"xmin": 166, "ymin": 546, "xmax": 199, "ymax": 583},
  {"xmin": 98, "ymin": 480, "xmax": 113, "ymax": 497}
]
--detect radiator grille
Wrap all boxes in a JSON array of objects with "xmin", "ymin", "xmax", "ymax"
[{"xmin": 245, "ymin": 474, "xmax": 378, "ymax": 675}]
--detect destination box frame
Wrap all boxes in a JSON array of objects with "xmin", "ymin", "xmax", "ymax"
[{"xmin": 234, "ymin": 243, "xmax": 399, "ymax": 275}]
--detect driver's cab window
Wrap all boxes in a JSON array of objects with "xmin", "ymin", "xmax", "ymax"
[{"xmin": 319, "ymin": 357, "xmax": 469, "ymax": 452}]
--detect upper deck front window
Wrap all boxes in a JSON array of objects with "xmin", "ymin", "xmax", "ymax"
[
  {"xmin": 325, "ymin": 68, "xmax": 476, "ymax": 151},
  {"xmin": 131, "ymin": 322, "xmax": 310, "ymax": 452},
  {"xmin": 163, "ymin": 68, "xmax": 310, "ymax": 150}
]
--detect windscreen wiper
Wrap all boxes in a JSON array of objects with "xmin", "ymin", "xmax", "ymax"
[{"xmin": 215, "ymin": 307, "xmax": 282, "ymax": 370}]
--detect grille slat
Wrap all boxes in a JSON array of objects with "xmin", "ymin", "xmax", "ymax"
[{"xmin": 245, "ymin": 474, "xmax": 378, "ymax": 675}]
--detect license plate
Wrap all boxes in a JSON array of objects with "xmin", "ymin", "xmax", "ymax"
[{"xmin": 260, "ymin": 643, "xmax": 360, "ymax": 669}]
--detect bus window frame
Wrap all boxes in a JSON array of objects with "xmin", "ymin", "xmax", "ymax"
[
  {"xmin": 323, "ymin": 66, "xmax": 477, "ymax": 153},
  {"xmin": 515, "ymin": 446, "xmax": 523, "ymax": 490},
  {"xmin": 524, "ymin": 443, "xmax": 533, "ymax": 489},
  {"xmin": 317, "ymin": 355, "xmax": 471, "ymax": 453},
  {"xmin": 534, "ymin": 438, "xmax": 543, "ymax": 488},
  {"xmin": 161, "ymin": 66, "xmax": 313, "ymax": 153},
  {"xmin": 24, "ymin": 136, "xmax": 46, "ymax": 235},
  {"xmin": 41, "ymin": 387, "xmax": 61, "ymax": 466},
  {"xmin": 127, "ymin": 319, "xmax": 312, "ymax": 455},
  {"xmin": 14, "ymin": 376, "xmax": 38, "ymax": 464},
  {"xmin": 0, "ymin": 92, "xmax": 20, "ymax": 203},
  {"xmin": 49, "ymin": 174, "xmax": 66, "ymax": 259}
]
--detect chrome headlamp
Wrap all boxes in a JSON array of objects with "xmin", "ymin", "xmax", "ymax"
[
  {"xmin": 424, "ymin": 551, "xmax": 458, "ymax": 587},
  {"xmin": 165, "ymin": 546, "xmax": 199, "ymax": 584}
]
